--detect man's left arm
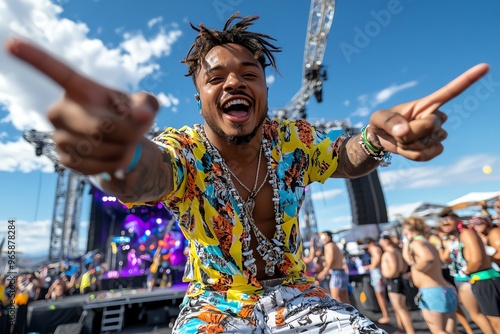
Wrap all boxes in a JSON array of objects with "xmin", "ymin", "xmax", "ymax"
[{"xmin": 333, "ymin": 64, "xmax": 489, "ymax": 178}]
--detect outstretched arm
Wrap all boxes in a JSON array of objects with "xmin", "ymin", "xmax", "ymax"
[
  {"xmin": 5, "ymin": 38, "xmax": 173, "ymax": 203},
  {"xmin": 334, "ymin": 63, "xmax": 489, "ymax": 178}
]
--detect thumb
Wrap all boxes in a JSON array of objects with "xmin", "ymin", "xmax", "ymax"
[
  {"xmin": 370, "ymin": 109, "xmax": 410, "ymax": 139},
  {"xmin": 129, "ymin": 91, "xmax": 160, "ymax": 132}
]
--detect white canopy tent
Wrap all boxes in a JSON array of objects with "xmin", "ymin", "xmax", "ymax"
[{"xmin": 447, "ymin": 191, "xmax": 500, "ymax": 210}]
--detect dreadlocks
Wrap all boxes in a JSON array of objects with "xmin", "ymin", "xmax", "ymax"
[{"xmin": 182, "ymin": 12, "xmax": 281, "ymax": 82}]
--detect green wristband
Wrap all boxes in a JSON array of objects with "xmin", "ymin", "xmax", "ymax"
[{"xmin": 362, "ymin": 126, "xmax": 380, "ymax": 153}]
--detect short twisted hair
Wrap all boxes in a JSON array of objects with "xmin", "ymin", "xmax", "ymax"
[{"xmin": 182, "ymin": 12, "xmax": 281, "ymax": 84}]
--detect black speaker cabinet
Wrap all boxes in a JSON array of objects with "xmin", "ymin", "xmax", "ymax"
[{"xmin": 345, "ymin": 170, "xmax": 388, "ymax": 226}]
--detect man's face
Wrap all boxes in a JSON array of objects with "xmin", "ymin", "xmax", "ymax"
[{"xmin": 195, "ymin": 43, "xmax": 268, "ymax": 145}]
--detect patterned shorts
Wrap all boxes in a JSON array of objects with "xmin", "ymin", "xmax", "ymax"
[
  {"xmin": 329, "ymin": 269, "xmax": 349, "ymax": 291},
  {"xmin": 173, "ymin": 283, "xmax": 386, "ymax": 333}
]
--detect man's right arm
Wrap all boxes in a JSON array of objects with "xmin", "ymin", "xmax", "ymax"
[
  {"xmin": 92, "ymin": 137, "xmax": 174, "ymax": 203},
  {"xmin": 5, "ymin": 39, "xmax": 173, "ymax": 204}
]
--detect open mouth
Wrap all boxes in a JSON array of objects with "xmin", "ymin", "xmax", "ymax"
[{"xmin": 222, "ymin": 98, "xmax": 250, "ymax": 117}]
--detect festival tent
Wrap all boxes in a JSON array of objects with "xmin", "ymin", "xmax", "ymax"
[{"xmin": 447, "ymin": 191, "xmax": 500, "ymax": 210}]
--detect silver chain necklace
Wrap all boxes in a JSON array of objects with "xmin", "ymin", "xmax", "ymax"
[
  {"xmin": 225, "ymin": 145, "xmax": 269, "ymax": 214},
  {"xmin": 196, "ymin": 123, "xmax": 286, "ymax": 277}
]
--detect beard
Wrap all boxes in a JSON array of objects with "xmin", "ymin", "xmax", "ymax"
[{"xmin": 203, "ymin": 108, "xmax": 268, "ymax": 145}]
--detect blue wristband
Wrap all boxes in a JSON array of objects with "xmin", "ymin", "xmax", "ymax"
[{"xmin": 126, "ymin": 143, "xmax": 143, "ymax": 173}]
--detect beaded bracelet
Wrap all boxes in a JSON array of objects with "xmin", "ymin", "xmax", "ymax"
[{"xmin": 359, "ymin": 126, "xmax": 392, "ymax": 167}]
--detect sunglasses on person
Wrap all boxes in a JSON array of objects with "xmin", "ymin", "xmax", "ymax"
[{"xmin": 469, "ymin": 218, "xmax": 488, "ymax": 225}]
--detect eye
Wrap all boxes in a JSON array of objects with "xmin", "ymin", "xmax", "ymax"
[
  {"xmin": 208, "ymin": 77, "xmax": 223, "ymax": 84},
  {"xmin": 243, "ymin": 72, "xmax": 258, "ymax": 78}
]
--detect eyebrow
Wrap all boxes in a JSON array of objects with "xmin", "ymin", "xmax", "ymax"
[{"xmin": 204, "ymin": 61, "xmax": 261, "ymax": 76}]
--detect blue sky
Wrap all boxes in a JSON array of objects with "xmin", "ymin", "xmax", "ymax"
[{"xmin": 1, "ymin": 0, "xmax": 499, "ymax": 257}]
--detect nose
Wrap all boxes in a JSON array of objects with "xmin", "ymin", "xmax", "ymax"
[{"xmin": 223, "ymin": 73, "xmax": 246, "ymax": 91}]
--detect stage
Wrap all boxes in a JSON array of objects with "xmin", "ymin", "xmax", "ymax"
[{"xmin": 26, "ymin": 283, "xmax": 188, "ymax": 334}]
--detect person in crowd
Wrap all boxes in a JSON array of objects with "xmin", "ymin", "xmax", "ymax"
[
  {"xmin": 302, "ymin": 235, "xmax": 328, "ymax": 289},
  {"xmin": 427, "ymin": 225, "xmax": 474, "ymax": 334},
  {"xmin": 25, "ymin": 273, "xmax": 42, "ymax": 301},
  {"xmin": 438, "ymin": 208, "xmax": 500, "ymax": 333},
  {"xmin": 316, "ymin": 231, "xmax": 350, "ymax": 303},
  {"xmin": 402, "ymin": 216, "xmax": 457, "ymax": 334},
  {"xmin": 469, "ymin": 213, "xmax": 500, "ymax": 268},
  {"xmin": 379, "ymin": 233, "xmax": 415, "ymax": 334},
  {"xmin": 478, "ymin": 201, "xmax": 493, "ymax": 221},
  {"xmin": 493, "ymin": 196, "xmax": 500, "ymax": 220},
  {"xmin": 46, "ymin": 271, "xmax": 76, "ymax": 300},
  {"xmin": 79, "ymin": 266, "xmax": 104, "ymax": 294},
  {"xmin": 363, "ymin": 237, "xmax": 391, "ymax": 325},
  {"xmin": 5, "ymin": 10, "xmax": 489, "ymax": 332}
]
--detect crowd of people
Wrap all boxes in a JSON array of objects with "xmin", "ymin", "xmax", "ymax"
[
  {"xmin": 303, "ymin": 205, "xmax": 500, "ymax": 334},
  {"xmin": 0, "ymin": 252, "xmax": 107, "ymax": 333}
]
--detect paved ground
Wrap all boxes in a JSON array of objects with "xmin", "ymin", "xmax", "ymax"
[{"xmin": 360, "ymin": 306, "xmax": 481, "ymax": 334}]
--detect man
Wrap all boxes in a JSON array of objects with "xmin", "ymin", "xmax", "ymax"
[
  {"xmin": 402, "ymin": 217, "xmax": 457, "ymax": 334},
  {"xmin": 379, "ymin": 233, "xmax": 414, "ymax": 334},
  {"xmin": 317, "ymin": 231, "xmax": 350, "ymax": 303},
  {"xmin": 5, "ymin": 12, "xmax": 488, "ymax": 333},
  {"xmin": 363, "ymin": 237, "xmax": 391, "ymax": 325}
]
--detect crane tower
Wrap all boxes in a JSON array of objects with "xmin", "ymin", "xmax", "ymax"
[
  {"xmin": 272, "ymin": 0, "xmax": 337, "ymax": 241},
  {"xmin": 23, "ymin": 130, "xmax": 86, "ymax": 261}
]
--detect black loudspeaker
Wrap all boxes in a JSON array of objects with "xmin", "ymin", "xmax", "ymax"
[
  {"xmin": 146, "ymin": 307, "xmax": 170, "ymax": 326},
  {"xmin": 351, "ymin": 275, "xmax": 382, "ymax": 313},
  {"xmin": 345, "ymin": 170, "xmax": 388, "ymax": 226}
]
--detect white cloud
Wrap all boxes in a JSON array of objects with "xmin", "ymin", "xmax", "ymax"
[
  {"xmin": 352, "ymin": 81, "xmax": 418, "ymax": 117},
  {"xmin": 121, "ymin": 28, "xmax": 182, "ymax": 64},
  {"xmin": 0, "ymin": 219, "xmax": 51, "ymax": 256},
  {"xmin": 0, "ymin": 0, "xmax": 182, "ymax": 172},
  {"xmin": 374, "ymin": 81, "xmax": 417, "ymax": 105},
  {"xmin": 311, "ymin": 188, "xmax": 343, "ymax": 201},
  {"xmin": 0, "ymin": 131, "xmax": 7, "ymax": 139},
  {"xmin": 343, "ymin": 100, "xmax": 350, "ymax": 107},
  {"xmin": 148, "ymin": 16, "xmax": 163, "ymax": 29},
  {"xmin": 0, "ymin": 218, "xmax": 88, "ymax": 258},
  {"xmin": 379, "ymin": 154, "xmax": 500, "ymax": 191},
  {"xmin": 0, "ymin": 138, "xmax": 54, "ymax": 173},
  {"xmin": 157, "ymin": 92, "xmax": 180, "ymax": 109},
  {"xmin": 266, "ymin": 74, "xmax": 275, "ymax": 85}
]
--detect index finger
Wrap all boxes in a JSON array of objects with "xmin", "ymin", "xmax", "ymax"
[
  {"xmin": 417, "ymin": 63, "xmax": 490, "ymax": 117},
  {"xmin": 5, "ymin": 38, "xmax": 93, "ymax": 93}
]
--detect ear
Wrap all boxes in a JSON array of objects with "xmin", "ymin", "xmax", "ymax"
[{"xmin": 195, "ymin": 92, "xmax": 202, "ymax": 111}]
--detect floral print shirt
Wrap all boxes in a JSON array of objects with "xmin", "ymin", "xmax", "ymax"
[{"xmin": 127, "ymin": 118, "xmax": 346, "ymax": 302}]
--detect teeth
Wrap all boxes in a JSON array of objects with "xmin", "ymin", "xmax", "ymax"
[{"xmin": 223, "ymin": 99, "xmax": 249, "ymax": 109}]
